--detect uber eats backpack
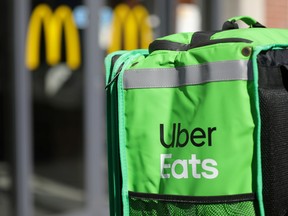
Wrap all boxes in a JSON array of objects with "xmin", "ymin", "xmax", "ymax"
[{"xmin": 105, "ymin": 16, "xmax": 288, "ymax": 216}]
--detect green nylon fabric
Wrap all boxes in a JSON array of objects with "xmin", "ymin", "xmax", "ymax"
[
  {"xmin": 227, "ymin": 16, "xmax": 258, "ymax": 26},
  {"xmin": 107, "ymin": 22, "xmax": 288, "ymax": 216},
  {"xmin": 118, "ymin": 35, "xmax": 257, "ymax": 199},
  {"xmin": 106, "ymin": 50, "xmax": 130, "ymax": 216},
  {"xmin": 156, "ymin": 32, "xmax": 192, "ymax": 44},
  {"xmin": 117, "ymin": 50, "xmax": 149, "ymax": 216},
  {"xmin": 252, "ymin": 46, "xmax": 265, "ymax": 216},
  {"xmin": 115, "ymin": 39, "xmax": 258, "ymax": 216},
  {"xmin": 123, "ymin": 80, "xmax": 255, "ymax": 196},
  {"xmin": 106, "ymin": 50, "xmax": 149, "ymax": 216},
  {"xmin": 154, "ymin": 28, "xmax": 288, "ymax": 47},
  {"xmin": 211, "ymin": 28, "xmax": 288, "ymax": 47},
  {"xmin": 133, "ymin": 42, "xmax": 251, "ymax": 69}
]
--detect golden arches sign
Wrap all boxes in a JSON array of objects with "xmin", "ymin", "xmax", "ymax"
[
  {"xmin": 26, "ymin": 4, "xmax": 81, "ymax": 70},
  {"xmin": 108, "ymin": 4, "xmax": 153, "ymax": 53}
]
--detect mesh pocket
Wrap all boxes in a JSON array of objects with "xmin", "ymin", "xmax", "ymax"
[
  {"xmin": 259, "ymin": 88, "xmax": 288, "ymax": 216},
  {"xmin": 257, "ymin": 50, "xmax": 288, "ymax": 216},
  {"xmin": 129, "ymin": 192, "xmax": 256, "ymax": 216}
]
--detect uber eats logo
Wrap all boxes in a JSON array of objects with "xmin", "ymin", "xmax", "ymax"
[{"xmin": 160, "ymin": 123, "xmax": 219, "ymax": 180}]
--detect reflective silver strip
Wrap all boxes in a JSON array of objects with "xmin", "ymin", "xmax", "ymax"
[{"xmin": 123, "ymin": 60, "xmax": 252, "ymax": 89}]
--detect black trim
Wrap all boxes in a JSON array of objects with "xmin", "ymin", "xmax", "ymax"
[
  {"xmin": 257, "ymin": 49, "xmax": 288, "ymax": 90},
  {"xmin": 149, "ymin": 40, "xmax": 190, "ymax": 52},
  {"xmin": 106, "ymin": 54, "xmax": 122, "ymax": 87},
  {"xmin": 222, "ymin": 20, "xmax": 239, "ymax": 30},
  {"xmin": 222, "ymin": 20, "xmax": 265, "ymax": 30},
  {"xmin": 129, "ymin": 191, "xmax": 255, "ymax": 204},
  {"xmin": 254, "ymin": 22, "xmax": 266, "ymax": 28},
  {"xmin": 190, "ymin": 31, "xmax": 217, "ymax": 45},
  {"xmin": 149, "ymin": 38, "xmax": 252, "ymax": 53},
  {"xmin": 105, "ymin": 60, "xmax": 124, "ymax": 90}
]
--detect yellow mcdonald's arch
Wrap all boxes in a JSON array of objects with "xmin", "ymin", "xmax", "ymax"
[
  {"xmin": 108, "ymin": 4, "xmax": 153, "ymax": 53},
  {"xmin": 26, "ymin": 4, "xmax": 81, "ymax": 70}
]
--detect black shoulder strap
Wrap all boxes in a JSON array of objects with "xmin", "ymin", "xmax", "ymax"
[{"xmin": 190, "ymin": 31, "xmax": 216, "ymax": 45}]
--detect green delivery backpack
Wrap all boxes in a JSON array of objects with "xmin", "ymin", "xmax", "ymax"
[{"xmin": 105, "ymin": 16, "xmax": 288, "ymax": 216}]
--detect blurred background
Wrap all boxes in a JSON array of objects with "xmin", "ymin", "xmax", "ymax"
[{"xmin": 0, "ymin": 0, "xmax": 286, "ymax": 215}]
